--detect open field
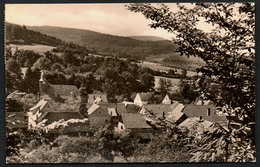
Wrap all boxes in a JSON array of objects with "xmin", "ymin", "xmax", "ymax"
[
  {"xmin": 7, "ymin": 44, "xmax": 55, "ymax": 54},
  {"xmin": 138, "ymin": 61, "xmax": 198, "ymax": 77}
]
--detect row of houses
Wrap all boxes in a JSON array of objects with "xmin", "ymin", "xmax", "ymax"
[{"xmin": 7, "ymin": 71, "xmax": 228, "ymax": 139}]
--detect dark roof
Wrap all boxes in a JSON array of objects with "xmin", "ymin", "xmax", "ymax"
[
  {"xmin": 121, "ymin": 113, "xmax": 152, "ymax": 129},
  {"xmin": 182, "ymin": 104, "xmax": 215, "ymax": 117},
  {"xmin": 116, "ymin": 104, "xmax": 127, "ymax": 115},
  {"xmin": 42, "ymin": 112, "xmax": 84, "ymax": 125},
  {"xmin": 203, "ymin": 115, "xmax": 227, "ymax": 125},
  {"xmin": 99, "ymin": 103, "xmax": 117, "ymax": 109},
  {"xmin": 52, "ymin": 85, "xmax": 80, "ymax": 97},
  {"xmin": 143, "ymin": 104, "xmax": 172, "ymax": 117},
  {"xmin": 179, "ymin": 117, "xmax": 213, "ymax": 129},
  {"xmin": 125, "ymin": 104, "xmax": 140, "ymax": 113},
  {"xmin": 138, "ymin": 93, "xmax": 154, "ymax": 102},
  {"xmin": 97, "ymin": 103, "xmax": 130, "ymax": 115}
]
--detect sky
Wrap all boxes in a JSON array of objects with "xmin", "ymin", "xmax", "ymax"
[{"xmin": 5, "ymin": 3, "xmax": 180, "ymax": 40}]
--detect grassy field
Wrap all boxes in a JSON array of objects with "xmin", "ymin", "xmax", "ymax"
[
  {"xmin": 138, "ymin": 61, "xmax": 198, "ymax": 77},
  {"xmin": 145, "ymin": 53, "xmax": 205, "ymax": 72},
  {"xmin": 7, "ymin": 44, "xmax": 55, "ymax": 54}
]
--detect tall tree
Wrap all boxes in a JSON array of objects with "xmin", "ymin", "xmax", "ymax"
[
  {"xmin": 127, "ymin": 2, "xmax": 255, "ymax": 162},
  {"xmin": 21, "ymin": 68, "xmax": 41, "ymax": 94},
  {"xmin": 6, "ymin": 58, "xmax": 22, "ymax": 94},
  {"xmin": 157, "ymin": 78, "xmax": 172, "ymax": 95}
]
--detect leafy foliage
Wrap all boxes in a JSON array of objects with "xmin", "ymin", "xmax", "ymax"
[{"xmin": 127, "ymin": 2, "xmax": 255, "ymax": 162}]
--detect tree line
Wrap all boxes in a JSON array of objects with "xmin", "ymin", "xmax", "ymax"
[{"xmin": 5, "ymin": 47, "xmax": 155, "ymax": 102}]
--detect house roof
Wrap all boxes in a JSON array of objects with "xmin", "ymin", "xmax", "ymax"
[
  {"xmin": 125, "ymin": 103, "xmax": 140, "ymax": 113},
  {"xmin": 41, "ymin": 111, "xmax": 84, "ymax": 125},
  {"xmin": 29, "ymin": 99, "xmax": 48, "ymax": 114},
  {"xmin": 182, "ymin": 104, "xmax": 215, "ymax": 117},
  {"xmin": 171, "ymin": 101, "xmax": 180, "ymax": 109},
  {"xmin": 88, "ymin": 94, "xmax": 108, "ymax": 103},
  {"xmin": 195, "ymin": 99, "xmax": 212, "ymax": 105},
  {"xmin": 87, "ymin": 104, "xmax": 101, "ymax": 115},
  {"xmin": 99, "ymin": 103, "xmax": 117, "ymax": 116},
  {"xmin": 99, "ymin": 103, "xmax": 117, "ymax": 108},
  {"xmin": 107, "ymin": 108, "xmax": 117, "ymax": 116},
  {"xmin": 167, "ymin": 111, "xmax": 185, "ymax": 121},
  {"xmin": 172, "ymin": 103, "xmax": 185, "ymax": 113},
  {"xmin": 138, "ymin": 93, "xmax": 154, "ymax": 102},
  {"xmin": 116, "ymin": 103, "xmax": 128, "ymax": 115},
  {"xmin": 203, "ymin": 115, "xmax": 227, "ymax": 125},
  {"xmin": 143, "ymin": 104, "xmax": 172, "ymax": 117},
  {"xmin": 52, "ymin": 85, "xmax": 80, "ymax": 97},
  {"xmin": 121, "ymin": 113, "xmax": 152, "ymax": 129},
  {"xmin": 179, "ymin": 117, "xmax": 214, "ymax": 130},
  {"xmin": 122, "ymin": 101, "xmax": 135, "ymax": 105}
]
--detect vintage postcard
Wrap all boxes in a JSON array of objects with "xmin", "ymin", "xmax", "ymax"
[{"xmin": 4, "ymin": 2, "xmax": 255, "ymax": 163}]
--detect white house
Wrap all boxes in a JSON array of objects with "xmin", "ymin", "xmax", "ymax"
[
  {"xmin": 162, "ymin": 94, "xmax": 171, "ymax": 104},
  {"xmin": 134, "ymin": 93, "xmax": 153, "ymax": 107},
  {"xmin": 27, "ymin": 99, "xmax": 55, "ymax": 128}
]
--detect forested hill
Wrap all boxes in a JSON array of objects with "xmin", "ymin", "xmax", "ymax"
[
  {"xmin": 128, "ymin": 36, "xmax": 165, "ymax": 41},
  {"xmin": 5, "ymin": 22, "xmax": 89, "ymax": 54},
  {"xmin": 27, "ymin": 25, "xmax": 177, "ymax": 60}
]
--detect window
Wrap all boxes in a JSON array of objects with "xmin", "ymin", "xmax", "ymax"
[{"xmin": 207, "ymin": 108, "xmax": 211, "ymax": 116}]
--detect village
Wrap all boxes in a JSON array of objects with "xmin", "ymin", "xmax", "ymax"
[
  {"xmin": 6, "ymin": 70, "xmax": 229, "ymax": 141},
  {"xmin": 5, "ymin": 2, "xmax": 255, "ymax": 163}
]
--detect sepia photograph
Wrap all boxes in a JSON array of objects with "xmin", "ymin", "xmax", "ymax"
[{"xmin": 4, "ymin": 2, "xmax": 255, "ymax": 163}]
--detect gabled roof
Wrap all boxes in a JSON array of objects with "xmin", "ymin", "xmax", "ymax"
[
  {"xmin": 203, "ymin": 115, "xmax": 227, "ymax": 125},
  {"xmin": 195, "ymin": 99, "xmax": 212, "ymax": 105},
  {"xmin": 52, "ymin": 85, "xmax": 80, "ymax": 97},
  {"xmin": 143, "ymin": 104, "xmax": 172, "ymax": 117},
  {"xmin": 137, "ymin": 93, "xmax": 153, "ymax": 102},
  {"xmin": 179, "ymin": 117, "xmax": 213, "ymax": 130},
  {"xmin": 125, "ymin": 103, "xmax": 140, "ymax": 113},
  {"xmin": 162, "ymin": 94, "xmax": 172, "ymax": 103},
  {"xmin": 122, "ymin": 101, "xmax": 135, "ymax": 105},
  {"xmin": 107, "ymin": 108, "xmax": 117, "ymax": 116},
  {"xmin": 39, "ymin": 71, "xmax": 79, "ymax": 100},
  {"xmin": 88, "ymin": 94, "xmax": 108, "ymax": 103},
  {"xmin": 167, "ymin": 110, "xmax": 185, "ymax": 122},
  {"xmin": 182, "ymin": 104, "xmax": 215, "ymax": 117},
  {"xmin": 121, "ymin": 113, "xmax": 152, "ymax": 129},
  {"xmin": 99, "ymin": 103, "xmax": 117, "ymax": 108},
  {"xmin": 99, "ymin": 103, "xmax": 117, "ymax": 116},
  {"xmin": 172, "ymin": 103, "xmax": 185, "ymax": 113},
  {"xmin": 29, "ymin": 99, "xmax": 48, "ymax": 114},
  {"xmin": 116, "ymin": 103, "xmax": 127, "ymax": 115},
  {"xmin": 171, "ymin": 101, "xmax": 180, "ymax": 109},
  {"xmin": 41, "ymin": 111, "xmax": 84, "ymax": 125},
  {"xmin": 87, "ymin": 104, "xmax": 101, "ymax": 115}
]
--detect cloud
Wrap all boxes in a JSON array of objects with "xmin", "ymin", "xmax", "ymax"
[{"xmin": 5, "ymin": 4, "xmax": 175, "ymax": 39}]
